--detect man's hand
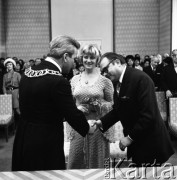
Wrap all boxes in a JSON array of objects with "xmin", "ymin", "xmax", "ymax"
[
  {"xmin": 88, "ymin": 120, "xmax": 97, "ymax": 134},
  {"xmin": 119, "ymin": 136, "xmax": 133, "ymax": 151}
]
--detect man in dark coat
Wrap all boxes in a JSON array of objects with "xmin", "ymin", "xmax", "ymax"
[
  {"xmin": 12, "ymin": 35, "xmax": 96, "ymax": 171},
  {"xmin": 143, "ymin": 55, "xmax": 162, "ymax": 91},
  {"xmin": 161, "ymin": 49, "xmax": 177, "ymax": 98},
  {"xmin": 161, "ymin": 49, "xmax": 177, "ymax": 117},
  {"xmin": 95, "ymin": 52, "xmax": 174, "ymax": 167}
]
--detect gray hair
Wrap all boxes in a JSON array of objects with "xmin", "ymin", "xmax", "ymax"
[{"xmin": 48, "ymin": 35, "xmax": 80, "ymax": 59}]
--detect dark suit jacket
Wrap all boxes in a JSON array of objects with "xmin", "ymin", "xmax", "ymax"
[
  {"xmin": 161, "ymin": 64, "xmax": 177, "ymax": 93},
  {"xmin": 12, "ymin": 60, "xmax": 89, "ymax": 171},
  {"xmin": 156, "ymin": 63, "xmax": 164, "ymax": 91},
  {"xmin": 101, "ymin": 67, "xmax": 174, "ymax": 165},
  {"xmin": 143, "ymin": 65, "xmax": 162, "ymax": 90}
]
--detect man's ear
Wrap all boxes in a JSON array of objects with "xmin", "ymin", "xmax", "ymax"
[{"xmin": 63, "ymin": 53, "xmax": 69, "ymax": 63}]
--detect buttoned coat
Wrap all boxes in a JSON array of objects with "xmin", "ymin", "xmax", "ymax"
[{"xmin": 143, "ymin": 65, "xmax": 161, "ymax": 90}]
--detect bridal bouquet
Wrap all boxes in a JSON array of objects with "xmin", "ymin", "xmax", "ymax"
[{"xmin": 82, "ymin": 97, "xmax": 102, "ymax": 115}]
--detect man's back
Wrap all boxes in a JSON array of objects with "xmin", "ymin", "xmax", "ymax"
[
  {"xmin": 12, "ymin": 60, "xmax": 89, "ymax": 171},
  {"xmin": 19, "ymin": 61, "xmax": 64, "ymax": 123}
]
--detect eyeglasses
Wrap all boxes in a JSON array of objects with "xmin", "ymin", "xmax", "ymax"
[
  {"xmin": 172, "ymin": 54, "xmax": 177, "ymax": 58},
  {"xmin": 101, "ymin": 59, "xmax": 116, "ymax": 75}
]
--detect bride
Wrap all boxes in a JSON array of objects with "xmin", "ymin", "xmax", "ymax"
[{"xmin": 67, "ymin": 44, "xmax": 116, "ymax": 169}]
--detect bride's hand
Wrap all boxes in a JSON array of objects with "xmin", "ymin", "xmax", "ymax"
[{"xmin": 77, "ymin": 104, "xmax": 89, "ymax": 114}]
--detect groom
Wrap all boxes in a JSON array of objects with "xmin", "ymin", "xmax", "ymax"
[{"xmin": 94, "ymin": 52, "xmax": 174, "ymax": 167}]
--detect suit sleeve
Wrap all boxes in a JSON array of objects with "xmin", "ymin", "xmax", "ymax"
[
  {"xmin": 52, "ymin": 78, "xmax": 89, "ymax": 137},
  {"xmin": 100, "ymin": 108, "xmax": 119, "ymax": 132},
  {"xmin": 160, "ymin": 68, "xmax": 168, "ymax": 91},
  {"xmin": 100, "ymin": 80, "xmax": 120, "ymax": 132},
  {"xmin": 103, "ymin": 77, "xmax": 114, "ymax": 103}
]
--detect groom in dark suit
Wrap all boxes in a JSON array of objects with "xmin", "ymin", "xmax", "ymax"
[
  {"xmin": 95, "ymin": 52, "xmax": 174, "ymax": 167},
  {"xmin": 12, "ymin": 35, "xmax": 96, "ymax": 171}
]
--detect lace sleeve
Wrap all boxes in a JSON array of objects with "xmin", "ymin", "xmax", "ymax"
[
  {"xmin": 103, "ymin": 77, "xmax": 114, "ymax": 102},
  {"xmin": 70, "ymin": 75, "xmax": 78, "ymax": 93},
  {"xmin": 101, "ymin": 77, "xmax": 124, "ymax": 142}
]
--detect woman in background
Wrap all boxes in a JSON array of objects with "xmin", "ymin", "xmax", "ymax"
[
  {"xmin": 67, "ymin": 44, "xmax": 115, "ymax": 169},
  {"xmin": 3, "ymin": 58, "xmax": 21, "ymax": 127},
  {"xmin": 143, "ymin": 59, "xmax": 151, "ymax": 68},
  {"xmin": 125, "ymin": 55, "xmax": 135, "ymax": 68},
  {"xmin": 134, "ymin": 57, "xmax": 143, "ymax": 71},
  {"xmin": 15, "ymin": 61, "xmax": 23, "ymax": 75}
]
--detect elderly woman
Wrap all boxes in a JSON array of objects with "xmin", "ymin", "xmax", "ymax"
[
  {"xmin": 67, "ymin": 44, "xmax": 116, "ymax": 169},
  {"xmin": 3, "ymin": 58, "xmax": 21, "ymax": 127}
]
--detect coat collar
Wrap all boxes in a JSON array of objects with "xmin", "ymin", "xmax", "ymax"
[
  {"xmin": 24, "ymin": 60, "xmax": 62, "ymax": 78},
  {"xmin": 45, "ymin": 57, "xmax": 62, "ymax": 73}
]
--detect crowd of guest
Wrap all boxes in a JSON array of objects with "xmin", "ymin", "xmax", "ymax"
[
  {"xmin": 120, "ymin": 52, "xmax": 175, "ymax": 94},
  {"xmin": 0, "ymin": 51, "xmax": 175, "ymax": 93}
]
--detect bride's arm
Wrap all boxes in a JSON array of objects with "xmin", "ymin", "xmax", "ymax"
[{"xmin": 101, "ymin": 77, "xmax": 114, "ymax": 115}]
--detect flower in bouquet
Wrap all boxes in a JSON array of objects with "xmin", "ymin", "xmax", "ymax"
[{"xmin": 83, "ymin": 97, "xmax": 102, "ymax": 115}]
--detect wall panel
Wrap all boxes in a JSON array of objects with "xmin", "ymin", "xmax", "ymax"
[
  {"xmin": 172, "ymin": 0, "xmax": 177, "ymax": 50},
  {"xmin": 0, "ymin": 0, "xmax": 6, "ymax": 57},
  {"xmin": 5, "ymin": 0, "xmax": 50, "ymax": 61},
  {"xmin": 2, "ymin": 0, "xmax": 173, "ymax": 60},
  {"xmin": 159, "ymin": 0, "xmax": 172, "ymax": 55},
  {"xmin": 51, "ymin": 0, "xmax": 113, "ymax": 54},
  {"xmin": 114, "ymin": 0, "xmax": 159, "ymax": 58}
]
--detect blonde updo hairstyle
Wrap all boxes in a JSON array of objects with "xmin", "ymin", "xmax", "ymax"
[{"xmin": 79, "ymin": 44, "xmax": 101, "ymax": 66}]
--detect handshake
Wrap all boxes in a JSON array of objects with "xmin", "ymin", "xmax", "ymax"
[
  {"xmin": 87, "ymin": 120, "xmax": 102, "ymax": 134},
  {"xmin": 87, "ymin": 120, "xmax": 133, "ymax": 151}
]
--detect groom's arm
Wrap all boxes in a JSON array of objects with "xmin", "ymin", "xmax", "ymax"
[
  {"xmin": 53, "ymin": 78, "xmax": 90, "ymax": 137},
  {"xmin": 98, "ymin": 108, "xmax": 119, "ymax": 132}
]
